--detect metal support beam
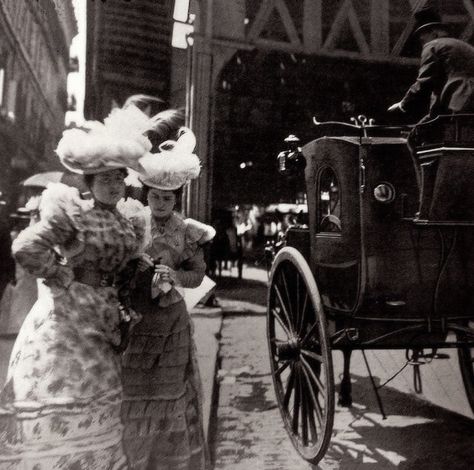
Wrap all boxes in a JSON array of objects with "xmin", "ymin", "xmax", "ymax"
[
  {"xmin": 371, "ymin": 0, "xmax": 389, "ymax": 55},
  {"xmin": 303, "ymin": 0, "xmax": 322, "ymax": 53}
]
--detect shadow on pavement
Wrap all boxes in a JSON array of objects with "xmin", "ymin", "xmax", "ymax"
[
  {"xmin": 321, "ymin": 374, "xmax": 474, "ymax": 469},
  {"xmin": 215, "ymin": 276, "xmax": 267, "ymax": 306}
]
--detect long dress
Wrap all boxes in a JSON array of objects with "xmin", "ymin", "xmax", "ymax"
[
  {"xmin": 122, "ymin": 211, "xmax": 215, "ymax": 470},
  {"xmin": 0, "ymin": 183, "xmax": 144, "ymax": 469}
]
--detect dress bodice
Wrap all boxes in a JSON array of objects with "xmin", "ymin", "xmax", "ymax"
[
  {"xmin": 12, "ymin": 183, "xmax": 145, "ymax": 279},
  {"xmin": 63, "ymin": 205, "xmax": 137, "ymax": 273},
  {"xmin": 133, "ymin": 211, "xmax": 215, "ymax": 309},
  {"xmin": 146, "ymin": 211, "xmax": 215, "ymax": 270}
]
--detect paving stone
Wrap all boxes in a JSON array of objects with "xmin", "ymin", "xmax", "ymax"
[{"xmin": 212, "ymin": 315, "xmax": 474, "ymax": 470}]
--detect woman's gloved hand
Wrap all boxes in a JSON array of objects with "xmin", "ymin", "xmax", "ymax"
[
  {"xmin": 154, "ymin": 264, "xmax": 177, "ymax": 284},
  {"xmin": 150, "ymin": 264, "xmax": 177, "ymax": 298}
]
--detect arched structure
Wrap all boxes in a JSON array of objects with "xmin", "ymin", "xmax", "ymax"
[{"xmin": 186, "ymin": 0, "xmax": 474, "ymax": 220}]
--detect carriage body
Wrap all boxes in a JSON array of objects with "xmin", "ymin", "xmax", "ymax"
[
  {"xmin": 267, "ymin": 117, "xmax": 474, "ymax": 465},
  {"xmin": 294, "ymin": 134, "xmax": 474, "ymax": 348}
]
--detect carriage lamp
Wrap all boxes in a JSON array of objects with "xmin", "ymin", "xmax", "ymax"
[
  {"xmin": 277, "ymin": 135, "xmax": 306, "ymax": 176},
  {"xmin": 373, "ymin": 183, "xmax": 396, "ymax": 203}
]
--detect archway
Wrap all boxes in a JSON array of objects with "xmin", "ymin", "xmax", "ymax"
[{"xmin": 211, "ymin": 49, "xmax": 418, "ymax": 210}]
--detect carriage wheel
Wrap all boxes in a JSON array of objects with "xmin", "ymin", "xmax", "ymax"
[
  {"xmin": 267, "ymin": 247, "xmax": 334, "ymax": 465},
  {"xmin": 458, "ymin": 321, "xmax": 474, "ymax": 413}
]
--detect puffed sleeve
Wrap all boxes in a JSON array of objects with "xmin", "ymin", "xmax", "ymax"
[
  {"xmin": 116, "ymin": 198, "xmax": 151, "ymax": 256},
  {"xmin": 174, "ymin": 219, "xmax": 216, "ymax": 288},
  {"xmin": 11, "ymin": 183, "xmax": 86, "ymax": 283}
]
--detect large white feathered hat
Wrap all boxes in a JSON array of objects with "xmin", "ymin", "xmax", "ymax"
[
  {"xmin": 139, "ymin": 127, "xmax": 201, "ymax": 190},
  {"xmin": 55, "ymin": 105, "xmax": 153, "ymax": 174}
]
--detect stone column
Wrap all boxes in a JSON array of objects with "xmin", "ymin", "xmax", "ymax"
[
  {"xmin": 185, "ymin": 0, "xmax": 213, "ymax": 221},
  {"xmin": 185, "ymin": 0, "xmax": 247, "ymax": 222}
]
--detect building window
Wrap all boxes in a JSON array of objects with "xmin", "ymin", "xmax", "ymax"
[
  {"xmin": 318, "ymin": 167, "xmax": 342, "ymax": 234},
  {"xmin": 172, "ymin": 0, "xmax": 194, "ymax": 49}
]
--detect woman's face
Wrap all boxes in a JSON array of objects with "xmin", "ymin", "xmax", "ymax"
[
  {"xmin": 148, "ymin": 188, "xmax": 176, "ymax": 219},
  {"xmin": 90, "ymin": 169, "xmax": 126, "ymax": 206}
]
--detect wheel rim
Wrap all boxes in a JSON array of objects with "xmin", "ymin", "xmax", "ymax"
[
  {"xmin": 267, "ymin": 247, "xmax": 334, "ymax": 464},
  {"xmin": 458, "ymin": 321, "xmax": 474, "ymax": 413}
]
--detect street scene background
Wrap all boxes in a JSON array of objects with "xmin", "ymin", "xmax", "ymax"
[{"xmin": 0, "ymin": 1, "xmax": 474, "ymax": 468}]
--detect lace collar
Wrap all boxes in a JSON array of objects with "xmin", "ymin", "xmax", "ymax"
[{"xmin": 151, "ymin": 211, "xmax": 185, "ymax": 237}]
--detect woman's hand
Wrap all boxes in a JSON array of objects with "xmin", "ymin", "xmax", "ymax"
[
  {"xmin": 154, "ymin": 264, "xmax": 177, "ymax": 284},
  {"xmin": 137, "ymin": 253, "xmax": 154, "ymax": 272}
]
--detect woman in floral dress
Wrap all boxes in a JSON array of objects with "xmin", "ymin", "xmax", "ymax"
[
  {"xmin": 121, "ymin": 128, "xmax": 215, "ymax": 470},
  {"xmin": 0, "ymin": 106, "xmax": 152, "ymax": 469}
]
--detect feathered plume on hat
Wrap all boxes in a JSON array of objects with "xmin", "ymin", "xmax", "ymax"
[
  {"xmin": 139, "ymin": 127, "xmax": 201, "ymax": 190},
  {"xmin": 55, "ymin": 105, "xmax": 154, "ymax": 174},
  {"xmin": 147, "ymin": 108, "xmax": 185, "ymax": 151}
]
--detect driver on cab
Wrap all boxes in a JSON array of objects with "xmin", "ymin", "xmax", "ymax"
[{"xmin": 388, "ymin": 4, "xmax": 474, "ymax": 122}]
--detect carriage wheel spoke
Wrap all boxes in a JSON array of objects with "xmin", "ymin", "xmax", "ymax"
[
  {"xmin": 292, "ymin": 366, "xmax": 301, "ymax": 435},
  {"xmin": 275, "ymin": 360, "xmax": 291, "ymax": 377},
  {"xmin": 298, "ymin": 292, "xmax": 309, "ymax": 335},
  {"xmin": 306, "ymin": 391, "xmax": 318, "ymax": 444},
  {"xmin": 295, "ymin": 274, "xmax": 301, "ymax": 335},
  {"xmin": 300, "ymin": 360, "xmax": 324, "ymax": 426},
  {"xmin": 301, "ymin": 320, "xmax": 319, "ymax": 346},
  {"xmin": 301, "ymin": 349, "xmax": 323, "ymax": 363},
  {"xmin": 271, "ymin": 308, "xmax": 292, "ymax": 338},
  {"xmin": 301, "ymin": 355, "xmax": 327, "ymax": 402},
  {"xmin": 300, "ymin": 370, "xmax": 309, "ymax": 446},
  {"xmin": 274, "ymin": 286, "xmax": 295, "ymax": 334},
  {"xmin": 283, "ymin": 366, "xmax": 295, "ymax": 411},
  {"xmin": 280, "ymin": 269, "xmax": 294, "ymax": 321}
]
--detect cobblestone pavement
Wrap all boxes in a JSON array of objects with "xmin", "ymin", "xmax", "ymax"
[{"xmin": 211, "ymin": 314, "xmax": 474, "ymax": 470}]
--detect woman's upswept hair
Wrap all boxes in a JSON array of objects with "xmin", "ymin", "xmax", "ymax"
[{"xmin": 123, "ymin": 94, "xmax": 164, "ymax": 116}]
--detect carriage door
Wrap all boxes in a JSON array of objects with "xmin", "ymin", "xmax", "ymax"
[{"xmin": 305, "ymin": 138, "xmax": 362, "ymax": 315}]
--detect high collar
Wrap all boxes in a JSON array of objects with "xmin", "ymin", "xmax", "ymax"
[
  {"xmin": 151, "ymin": 211, "xmax": 185, "ymax": 236},
  {"xmin": 93, "ymin": 199, "xmax": 117, "ymax": 212}
]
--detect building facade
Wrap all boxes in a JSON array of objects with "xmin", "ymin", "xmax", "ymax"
[
  {"xmin": 83, "ymin": 1, "xmax": 474, "ymax": 221},
  {"xmin": 186, "ymin": 0, "xmax": 474, "ymax": 221},
  {"xmin": 84, "ymin": 0, "xmax": 175, "ymax": 120},
  {"xmin": 0, "ymin": 0, "xmax": 76, "ymax": 205}
]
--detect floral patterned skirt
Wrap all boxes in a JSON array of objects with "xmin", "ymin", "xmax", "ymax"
[
  {"xmin": 122, "ymin": 299, "xmax": 208, "ymax": 470},
  {"xmin": 0, "ymin": 282, "xmax": 129, "ymax": 469}
]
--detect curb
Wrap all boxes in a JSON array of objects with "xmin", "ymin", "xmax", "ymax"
[{"xmin": 191, "ymin": 310, "xmax": 224, "ymax": 443}]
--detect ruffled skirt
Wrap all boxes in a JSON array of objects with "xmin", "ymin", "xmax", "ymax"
[
  {"xmin": 0, "ymin": 282, "xmax": 129, "ymax": 469},
  {"xmin": 122, "ymin": 299, "xmax": 208, "ymax": 470}
]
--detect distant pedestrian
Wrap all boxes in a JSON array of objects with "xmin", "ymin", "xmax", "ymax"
[
  {"xmin": 121, "ymin": 126, "xmax": 215, "ymax": 470},
  {"xmin": 0, "ymin": 198, "xmax": 40, "ymax": 333},
  {"xmin": 388, "ymin": 4, "xmax": 474, "ymax": 121}
]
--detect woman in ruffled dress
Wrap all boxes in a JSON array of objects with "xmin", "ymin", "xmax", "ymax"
[
  {"xmin": 0, "ymin": 106, "xmax": 152, "ymax": 469},
  {"xmin": 121, "ymin": 128, "xmax": 215, "ymax": 470}
]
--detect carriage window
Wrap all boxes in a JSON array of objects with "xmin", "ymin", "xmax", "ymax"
[{"xmin": 318, "ymin": 167, "xmax": 341, "ymax": 233}]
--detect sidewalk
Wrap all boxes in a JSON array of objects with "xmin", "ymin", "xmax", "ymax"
[{"xmin": 189, "ymin": 264, "xmax": 268, "ymax": 441}]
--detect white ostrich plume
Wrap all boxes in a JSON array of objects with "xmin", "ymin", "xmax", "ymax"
[
  {"xmin": 139, "ymin": 127, "xmax": 201, "ymax": 190},
  {"xmin": 56, "ymin": 105, "xmax": 153, "ymax": 174}
]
